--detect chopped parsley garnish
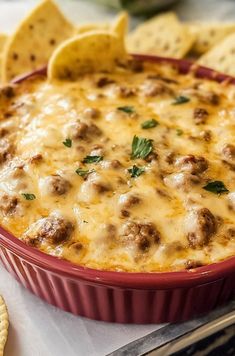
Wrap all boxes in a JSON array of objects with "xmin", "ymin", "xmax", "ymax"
[
  {"xmin": 76, "ymin": 168, "xmax": 95, "ymax": 177},
  {"xmin": 172, "ymin": 96, "xmax": 190, "ymax": 105},
  {"xmin": 176, "ymin": 128, "xmax": 183, "ymax": 136},
  {"xmin": 117, "ymin": 106, "xmax": 135, "ymax": 114},
  {"xmin": 82, "ymin": 155, "xmax": 103, "ymax": 164},
  {"xmin": 63, "ymin": 138, "xmax": 72, "ymax": 148},
  {"xmin": 128, "ymin": 165, "xmax": 145, "ymax": 178},
  {"xmin": 22, "ymin": 193, "xmax": 36, "ymax": 201},
  {"xmin": 141, "ymin": 119, "xmax": 159, "ymax": 129},
  {"xmin": 203, "ymin": 181, "xmax": 229, "ymax": 195},
  {"xmin": 131, "ymin": 135, "xmax": 153, "ymax": 159}
]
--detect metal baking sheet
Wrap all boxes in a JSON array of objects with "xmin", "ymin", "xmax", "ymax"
[{"xmin": 109, "ymin": 300, "xmax": 235, "ymax": 355}]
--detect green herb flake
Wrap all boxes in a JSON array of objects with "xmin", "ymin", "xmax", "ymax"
[
  {"xmin": 131, "ymin": 135, "xmax": 153, "ymax": 159},
  {"xmin": 22, "ymin": 193, "xmax": 36, "ymax": 201},
  {"xmin": 172, "ymin": 96, "xmax": 190, "ymax": 105},
  {"xmin": 176, "ymin": 128, "xmax": 183, "ymax": 136},
  {"xmin": 117, "ymin": 106, "xmax": 135, "ymax": 114},
  {"xmin": 76, "ymin": 168, "xmax": 95, "ymax": 177},
  {"xmin": 203, "ymin": 181, "xmax": 229, "ymax": 195},
  {"xmin": 128, "ymin": 165, "xmax": 145, "ymax": 178},
  {"xmin": 141, "ymin": 119, "xmax": 159, "ymax": 129},
  {"xmin": 63, "ymin": 138, "xmax": 72, "ymax": 148},
  {"xmin": 82, "ymin": 155, "xmax": 103, "ymax": 164}
]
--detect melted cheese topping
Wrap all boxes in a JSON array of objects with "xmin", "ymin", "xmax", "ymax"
[{"xmin": 1, "ymin": 61, "xmax": 235, "ymax": 272}]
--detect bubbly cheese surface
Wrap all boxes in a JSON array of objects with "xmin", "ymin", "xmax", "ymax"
[{"xmin": 1, "ymin": 60, "xmax": 235, "ymax": 272}]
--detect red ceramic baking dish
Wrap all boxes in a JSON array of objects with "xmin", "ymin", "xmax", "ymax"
[{"xmin": 0, "ymin": 55, "xmax": 235, "ymax": 324}]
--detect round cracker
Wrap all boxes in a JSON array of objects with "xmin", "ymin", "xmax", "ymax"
[
  {"xmin": 48, "ymin": 31, "xmax": 128, "ymax": 81},
  {"xmin": 0, "ymin": 296, "xmax": 9, "ymax": 356}
]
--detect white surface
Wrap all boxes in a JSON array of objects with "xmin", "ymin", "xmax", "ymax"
[
  {"xmin": 0, "ymin": 1, "xmax": 235, "ymax": 355},
  {"xmin": 1, "ymin": 265, "xmax": 161, "ymax": 356}
]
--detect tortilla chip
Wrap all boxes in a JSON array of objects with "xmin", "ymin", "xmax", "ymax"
[
  {"xmin": 0, "ymin": 35, "xmax": 8, "ymax": 82},
  {"xmin": 0, "ymin": 35, "xmax": 7, "ymax": 52},
  {"xmin": 198, "ymin": 32, "xmax": 235, "ymax": 76},
  {"xmin": 112, "ymin": 12, "xmax": 128, "ymax": 39},
  {"xmin": 188, "ymin": 22, "xmax": 235, "ymax": 54},
  {"xmin": 0, "ymin": 59, "xmax": 3, "ymax": 82},
  {"xmin": 0, "ymin": 296, "xmax": 9, "ymax": 356},
  {"xmin": 2, "ymin": 0, "xmax": 74, "ymax": 82},
  {"xmin": 126, "ymin": 12, "xmax": 195, "ymax": 58},
  {"xmin": 48, "ymin": 31, "xmax": 128, "ymax": 81},
  {"xmin": 76, "ymin": 23, "xmax": 109, "ymax": 35},
  {"xmin": 75, "ymin": 12, "xmax": 128, "ymax": 40}
]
